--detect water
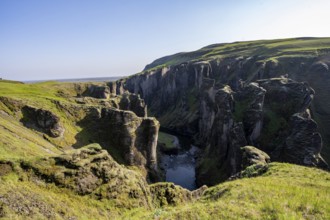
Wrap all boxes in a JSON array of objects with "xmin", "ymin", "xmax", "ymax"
[{"xmin": 159, "ymin": 135, "xmax": 199, "ymax": 190}]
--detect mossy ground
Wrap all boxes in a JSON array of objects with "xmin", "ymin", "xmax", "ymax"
[
  {"xmin": 146, "ymin": 163, "xmax": 330, "ymax": 220},
  {"xmin": 0, "ymin": 80, "xmax": 121, "ymax": 160},
  {"xmin": 1, "ymin": 162, "xmax": 328, "ymax": 219},
  {"xmin": 158, "ymin": 132, "xmax": 176, "ymax": 151},
  {"xmin": 145, "ymin": 38, "xmax": 330, "ymax": 71},
  {"xmin": 1, "ymin": 43, "xmax": 330, "ymax": 219}
]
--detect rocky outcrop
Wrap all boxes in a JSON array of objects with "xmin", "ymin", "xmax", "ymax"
[
  {"xmin": 122, "ymin": 51, "xmax": 330, "ymax": 166},
  {"xmin": 282, "ymin": 110, "xmax": 328, "ymax": 168},
  {"xmin": 241, "ymin": 146, "xmax": 270, "ymax": 168},
  {"xmin": 196, "ymin": 83, "xmax": 247, "ymax": 186},
  {"xmin": 82, "ymin": 85, "xmax": 110, "ymax": 99},
  {"xmin": 52, "ymin": 97, "xmax": 159, "ymax": 180},
  {"xmin": 123, "ymin": 65, "xmax": 202, "ymax": 136},
  {"xmin": 150, "ymin": 182, "xmax": 207, "ymax": 207},
  {"xmin": 236, "ymin": 82, "xmax": 266, "ymax": 145},
  {"xmin": 119, "ymin": 93, "xmax": 147, "ymax": 117},
  {"xmin": 100, "ymin": 108, "xmax": 159, "ymax": 174},
  {"xmin": 0, "ymin": 86, "xmax": 158, "ymax": 182},
  {"xmin": 230, "ymin": 146, "xmax": 270, "ymax": 179},
  {"xmin": 122, "ymin": 60, "xmax": 328, "ymax": 185},
  {"xmin": 19, "ymin": 144, "xmax": 207, "ymax": 209},
  {"xmin": 108, "ymin": 79, "xmax": 125, "ymax": 95},
  {"xmin": 197, "ymin": 78, "xmax": 327, "ymax": 185},
  {"xmin": 21, "ymin": 144, "xmax": 152, "ymax": 208},
  {"xmin": 21, "ymin": 106, "xmax": 64, "ymax": 137}
]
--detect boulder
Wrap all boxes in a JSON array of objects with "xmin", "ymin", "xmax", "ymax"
[
  {"xmin": 241, "ymin": 146, "xmax": 270, "ymax": 168},
  {"xmin": 230, "ymin": 146, "xmax": 271, "ymax": 179},
  {"xmin": 21, "ymin": 106, "xmax": 64, "ymax": 137},
  {"xmin": 150, "ymin": 182, "xmax": 207, "ymax": 207}
]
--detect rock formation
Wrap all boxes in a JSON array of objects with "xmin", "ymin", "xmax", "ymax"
[
  {"xmin": 19, "ymin": 144, "xmax": 206, "ymax": 209},
  {"xmin": 0, "ymin": 82, "xmax": 159, "ymax": 182},
  {"xmin": 228, "ymin": 146, "xmax": 271, "ymax": 180},
  {"xmin": 21, "ymin": 105, "xmax": 65, "ymax": 138},
  {"xmin": 82, "ymin": 85, "xmax": 111, "ymax": 99},
  {"xmin": 21, "ymin": 144, "xmax": 153, "ymax": 208},
  {"xmin": 100, "ymin": 108, "xmax": 159, "ymax": 177},
  {"xmin": 119, "ymin": 93, "xmax": 147, "ymax": 117},
  {"xmin": 121, "ymin": 59, "xmax": 329, "ymax": 186}
]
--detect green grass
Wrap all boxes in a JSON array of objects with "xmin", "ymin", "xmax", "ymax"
[
  {"xmin": 158, "ymin": 132, "xmax": 176, "ymax": 151},
  {"xmin": 1, "ymin": 39, "xmax": 330, "ymax": 218},
  {"xmin": 143, "ymin": 37, "xmax": 330, "ymax": 72},
  {"xmin": 142, "ymin": 163, "xmax": 330, "ymax": 219},
  {"xmin": 0, "ymin": 146, "xmax": 329, "ymax": 219},
  {"xmin": 0, "ymin": 113, "xmax": 62, "ymax": 160},
  {"xmin": 0, "ymin": 80, "xmax": 120, "ymax": 158},
  {"xmin": 0, "ymin": 173, "xmax": 121, "ymax": 219}
]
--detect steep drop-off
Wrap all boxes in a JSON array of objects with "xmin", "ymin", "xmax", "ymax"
[
  {"xmin": 0, "ymin": 81, "xmax": 159, "ymax": 180},
  {"xmin": 119, "ymin": 38, "xmax": 330, "ymax": 185},
  {"xmin": 1, "ymin": 38, "xmax": 330, "ymax": 219}
]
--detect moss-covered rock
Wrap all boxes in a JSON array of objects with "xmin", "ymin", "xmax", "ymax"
[
  {"xmin": 21, "ymin": 105, "xmax": 65, "ymax": 138},
  {"xmin": 21, "ymin": 144, "xmax": 153, "ymax": 208},
  {"xmin": 150, "ymin": 182, "xmax": 207, "ymax": 207},
  {"xmin": 238, "ymin": 146, "xmax": 271, "ymax": 178}
]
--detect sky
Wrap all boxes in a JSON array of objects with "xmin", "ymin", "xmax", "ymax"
[{"xmin": 1, "ymin": 0, "xmax": 330, "ymax": 81}]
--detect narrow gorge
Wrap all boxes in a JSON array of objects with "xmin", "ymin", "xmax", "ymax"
[
  {"xmin": 111, "ymin": 38, "xmax": 330, "ymax": 186},
  {"xmin": 1, "ymin": 38, "xmax": 330, "ymax": 219}
]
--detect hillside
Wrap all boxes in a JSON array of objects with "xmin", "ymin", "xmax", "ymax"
[
  {"xmin": 1, "ymin": 37, "xmax": 330, "ymax": 219},
  {"xmin": 1, "ymin": 159, "xmax": 329, "ymax": 219},
  {"xmin": 144, "ymin": 37, "xmax": 330, "ymax": 70},
  {"xmin": 123, "ymin": 37, "xmax": 330, "ymax": 167}
]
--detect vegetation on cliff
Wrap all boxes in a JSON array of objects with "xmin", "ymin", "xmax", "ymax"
[
  {"xmin": 124, "ymin": 37, "xmax": 330, "ymax": 169},
  {"xmin": 1, "ymin": 37, "xmax": 330, "ymax": 219},
  {"xmin": 1, "ymin": 159, "xmax": 329, "ymax": 219}
]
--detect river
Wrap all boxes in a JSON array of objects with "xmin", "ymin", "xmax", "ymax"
[{"xmin": 159, "ymin": 135, "xmax": 199, "ymax": 190}]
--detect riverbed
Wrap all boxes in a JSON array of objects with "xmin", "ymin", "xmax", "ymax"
[{"xmin": 159, "ymin": 135, "xmax": 199, "ymax": 190}]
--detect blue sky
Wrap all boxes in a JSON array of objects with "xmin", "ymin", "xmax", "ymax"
[{"xmin": 1, "ymin": 0, "xmax": 330, "ymax": 81}]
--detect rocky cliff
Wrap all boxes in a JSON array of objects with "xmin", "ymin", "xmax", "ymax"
[
  {"xmin": 119, "ymin": 38, "xmax": 330, "ymax": 185},
  {"xmin": 0, "ymin": 81, "xmax": 159, "ymax": 181}
]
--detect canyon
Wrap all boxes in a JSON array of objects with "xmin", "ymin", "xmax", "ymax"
[{"xmin": 0, "ymin": 38, "xmax": 330, "ymax": 219}]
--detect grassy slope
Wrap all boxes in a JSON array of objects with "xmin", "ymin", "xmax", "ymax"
[
  {"xmin": 1, "ymin": 38, "xmax": 330, "ymax": 218},
  {"xmin": 0, "ymin": 80, "xmax": 115, "ymax": 160},
  {"xmin": 145, "ymin": 163, "xmax": 330, "ymax": 220},
  {"xmin": 145, "ymin": 37, "xmax": 330, "ymax": 70},
  {"xmin": 0, "ymin": 173, "xmax": 120, "ymax": 219},
  {"xmin": 0, "ymin": 113, "xmax": 62, "ymax": 160},
  {"xmin": 0, "ymin": 82, "xmax": 65, "ymax": 159},
  {"xmin": 0, "ymin": 81, "xmax": 70, "ymax": 160},
  {"xmin": 0, "ymin": 163, "xmax": 328, "ymax": 219}
]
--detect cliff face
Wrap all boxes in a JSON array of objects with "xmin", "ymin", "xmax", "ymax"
[
  {"xmin": 120, "ymin": 38, "xmax": 330, "ymax": 185},
  {"xmin": 99, "ymin": 108, "xmax": 159, "ymax": 174},
  {"xmin": 0, "ymin": 81, "xmax": 159, "ymax": 181}
]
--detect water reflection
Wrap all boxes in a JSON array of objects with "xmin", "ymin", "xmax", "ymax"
[{"xmin": 159, "ymin": 135, "xmax": 199, "ymax": 190}]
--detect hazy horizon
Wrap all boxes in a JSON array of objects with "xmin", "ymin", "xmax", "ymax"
[{"xmin": 1, "ymin": 0, "xmax": 330, "ymax": 81}]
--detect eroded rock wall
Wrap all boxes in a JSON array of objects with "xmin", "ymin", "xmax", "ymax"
[{"xmin": 121, "ymin": 58, "xmax": 329, "ymax": 186}]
